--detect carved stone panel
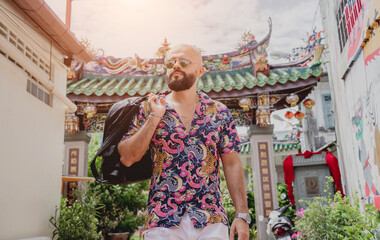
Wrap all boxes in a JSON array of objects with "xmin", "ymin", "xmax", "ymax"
[{"xmin": 293, "ymin": 165, "xmax": 333, "ymax": 210}]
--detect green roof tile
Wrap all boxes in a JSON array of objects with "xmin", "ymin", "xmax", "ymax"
[
  {"xmin": 205, "ymin": 74, "xmax": 214, "ymax": 92},
  {"xmin": 153, "ymin": 77, "xmax": 164, "ymax": 93},
  {"xmin": 85, "ymin": 78, "xmax": 108, "ymax": 96},
  {"xmin": 269, "ymin": 72, "xmax": 279, "ymax": 81},
  {"xmin": 244, "ymin": 72, "xmax": 255, "ymax": 88},
  {"xmin": 234, "ymin": 74, "xmax": 244, "ymax": 90},
  {"xmin": 74, "ymin": 78, "xmax": 97, "ymax": 95},
  {"xmin": 107, "ymin": 77, "xmax": 126, "ymax": 96},
  {"xmin": 257, "ymin": 72, "xmax": 268, "ymax": 87},
  {"xmin": 197, "ymin": 77, "xmax": 205, "ymax": 91},
  {"xmin": 239, "ymin": 142, "xmax": 300, "ymax": 154},
  {"xmin": 312, "ymin": 67, "xmax": 323, "ymax": 77},
  {"xmin": 225, "ymin": 73, "xmax": 236, "ymax": 90},
  {"xmin": 67, "ymin": 78, "xmax": 88, "ymax": 93},
  {"xmin": 139, "ymin": 77, "xmax": 154, "ymax": 95},
  {"xmin": 118, "ymin": 78, "xmax": 135, "ymax": 96},
  {"xmin": 214, "ymin": 74, "xmax": 225, "ymax": 92},
  {"xmin": 289, "ymin": 69, "xmax": 301, "ymax": 82},
  {"xmin": 97, "ymin": 78, "xmax": 117, "ymax": 96},
  {"xmin": 235, "ymin": 73, "xmax": 247, "ymax": 86},
  {"xmin": 129, "ymin": 78, "xmax": 145, "ymax": 96}
]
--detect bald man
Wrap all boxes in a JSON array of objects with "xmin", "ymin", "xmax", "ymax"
[{"xmin": 118, "ymin": 44, "xmax": 250, "ymax": 240}]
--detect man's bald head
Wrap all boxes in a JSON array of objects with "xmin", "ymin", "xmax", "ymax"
[
  {"xmin": 165, "ymin": 44, "xmax": 204, "ymax": 92},
  {"xmin": 167, "ymin": 44, "xmax": 203, "ymax": 65}
]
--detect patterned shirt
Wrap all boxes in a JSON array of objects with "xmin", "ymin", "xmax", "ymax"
[{"xmin": 123, "ymin": 90, "xmax": 240, "ymax": 231}]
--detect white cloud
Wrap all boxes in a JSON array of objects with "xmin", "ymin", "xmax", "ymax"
[{"xmin": 45, "ymin": 0, "xmax": 322, "ymax": 58}]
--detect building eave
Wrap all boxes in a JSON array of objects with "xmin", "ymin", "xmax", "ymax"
[{"xmin": 12, "ymin": 0, "xmax": 93, "ymax": 63}]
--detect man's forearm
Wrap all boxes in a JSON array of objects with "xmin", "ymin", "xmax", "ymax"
[
  {"xmin": 118, "ymin": 115, "xmax": 161, "ymax": 167},
  {"xmin": 223, "ymin": 156, "xmax": 249, "ymax": 213}
]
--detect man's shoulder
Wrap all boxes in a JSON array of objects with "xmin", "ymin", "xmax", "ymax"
[
  {"xmin": 199, "ymin": 91, "xmax": 228, "ymax": 110},
  {"xmin": 205, "ymin": 99, "xmax": 230, "ymax": 113}
]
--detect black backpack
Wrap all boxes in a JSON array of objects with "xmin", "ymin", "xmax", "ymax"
[{"xmin": 90, "ymin": 95, "xmax": 153, "ymax": 184}]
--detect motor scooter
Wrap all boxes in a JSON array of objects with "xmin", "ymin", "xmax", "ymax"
[{"xmin": 266, "ymin": 204, "xmax": 295, "ymax": 239}]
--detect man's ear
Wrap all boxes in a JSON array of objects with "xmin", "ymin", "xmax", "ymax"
[{"xmin": 198, "ymin": 66, "xmax": 205, "ymax": 78}]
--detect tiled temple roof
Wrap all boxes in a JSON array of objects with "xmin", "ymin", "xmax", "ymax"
[
  {"xmin": 67, "ymin": 64, "xmax": 323, "ymax": 101},
  {"xmin": 239, "ymin": 141, "xmax": 300, "ymax": 154},
  {"xmin": 66, "ymin": 19, "xmax": 324, "ymax": 104}
]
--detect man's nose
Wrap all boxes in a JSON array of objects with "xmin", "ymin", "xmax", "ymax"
[{"xmin": 173, "ymin": 60, "xmax": 182, "ymax": 70}]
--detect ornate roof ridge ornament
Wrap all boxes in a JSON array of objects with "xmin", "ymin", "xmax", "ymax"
[{"xmin": 80, "ymin": 19, "xmax": 273, "ymax": 76}]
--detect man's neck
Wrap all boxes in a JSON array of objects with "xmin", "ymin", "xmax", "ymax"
[{"xmin": 168, "ymin": 86, "xmax": 199, "ymax": 105}]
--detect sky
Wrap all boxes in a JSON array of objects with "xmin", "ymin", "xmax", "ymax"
[{"xmin": 45, "ymin": 0, "xmax": 322, "ymax": 59}]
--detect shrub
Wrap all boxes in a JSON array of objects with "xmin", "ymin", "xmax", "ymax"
[
  {"xmin": 277, "ymin": 183, "xmax": 296, "ymax": 220},
  {"xmin": 49, "ymin": 190, "xmax": 101, "ymax": 240},
  {"xmin": 86, "ymin": 180, "xmax": 149, "ymax": 238},
  {"xmin": 292, "ymin": 177, "xmax": 380, "ymax": 240},
  {"xmin": 86, "ymin": 132, "xmax": 149, "ymax": 238}
]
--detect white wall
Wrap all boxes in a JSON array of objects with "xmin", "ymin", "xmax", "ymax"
[
  {"xmin": 0, "ymin": 2, "xmax": 68, "ymax": 238},
  {"xmin": 320, "ymin": 0, "xmax": 380, "ymax": 204}
]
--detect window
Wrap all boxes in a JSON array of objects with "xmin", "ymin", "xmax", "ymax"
[
  {"xmin": 321, "ymin": 94, "xmax": 335, "ymax": 129},
  {"xmin": 336, "ymin": 0, "xmax": 362, "ymax": 52}
]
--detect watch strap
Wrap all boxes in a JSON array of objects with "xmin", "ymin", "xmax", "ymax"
[{"xmin": 235, "ymin": 213, "xmax": 251, "ymax": 224}]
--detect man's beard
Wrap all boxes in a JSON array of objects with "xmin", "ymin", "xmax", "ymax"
[{"xmin": 166, "ymin": 70, "xmax": 196, "ymax": 92}]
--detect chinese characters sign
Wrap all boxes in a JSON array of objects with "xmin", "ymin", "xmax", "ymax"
[
  {"xmin": 68, "ymin": 148, "xmax": 79, "ymax": 175},
  {"xmin": 258, "ymin": 142, "xmax": 273, "ymax": 217}
]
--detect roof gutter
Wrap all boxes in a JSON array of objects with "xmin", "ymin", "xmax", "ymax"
[{"xmin": 12, "ymin": 0, "xmax": 93, "ymax": 63}]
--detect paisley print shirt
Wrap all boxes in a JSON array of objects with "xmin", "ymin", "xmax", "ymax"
[{"xmin": 123, "ymin": 90, "xmax": 240, "ymax": 231}]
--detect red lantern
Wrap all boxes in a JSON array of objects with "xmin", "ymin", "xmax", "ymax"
[
  {"xmin": 285, "ymin": 111, "xmax": 294, "ymax": 119},
  {"xmin": 294, "ymin": 111, "xmax": 305, "ymax": 121},
  {"xmin": 303, "ymin": 98, "xmax": 315, "ymax": 110}
]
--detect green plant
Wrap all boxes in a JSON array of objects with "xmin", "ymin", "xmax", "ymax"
[
  {"xmin": 116, "ymin": 211, "xmax": 145, "ymax": 235},
  {"xmin": 49, "ymin": 190, "xmax": 101, "ymax": 240},
  {"xmin": 277, "ymin": 183, "xmax": 296, "ymax": 220},
  {"xmin": 87, "ymin": 180, "xmax": 149, "ymax": 238},
  {"xmin": 220, "ymin": 167, "xmax": 257, "ymax": 239},
  {"xmin": 87, "ymin": 132, "xmax": 103, "ymax": 178},
  {"xmin": 86, "ymin": 132, "xmax": 149, "ymax": 238},
  {"xmin": 292, "ymin": 176, "xmax": 380, "ymax": 240}
]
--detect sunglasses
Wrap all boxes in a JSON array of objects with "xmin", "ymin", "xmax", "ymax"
[{"xmin": 165, "ymin": 57, "xmax": 191, "ymax": 69}]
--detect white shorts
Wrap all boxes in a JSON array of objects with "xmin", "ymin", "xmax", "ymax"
[{"xmin": 143, "ymin": 213, "xmax": 229, "ymax": 240}]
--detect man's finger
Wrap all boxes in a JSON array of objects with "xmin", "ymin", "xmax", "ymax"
[
  {"xmin": 159, "ymin": 97, "xmax": 165, "ymax": 105},
  {"xmin": 229, "ymin": 226, "xmax": 235, "ymax": 240},
  {"xmin": 148, "ymin": 94, "xmax": 158, "ymax": 103}
]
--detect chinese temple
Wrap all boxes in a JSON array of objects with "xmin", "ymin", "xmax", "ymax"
[
  {"xmin": 63, "ymin": 19, "xmax": 325, "ymax": 239},
  {"xmin": 65, "ymin": 19, "xmax": 323, "ymax": 131}
]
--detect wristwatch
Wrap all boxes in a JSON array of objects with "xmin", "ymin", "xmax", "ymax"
[{"xmin": 235, "ymin": 213, "xmax": 251, "ymax": 224}]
